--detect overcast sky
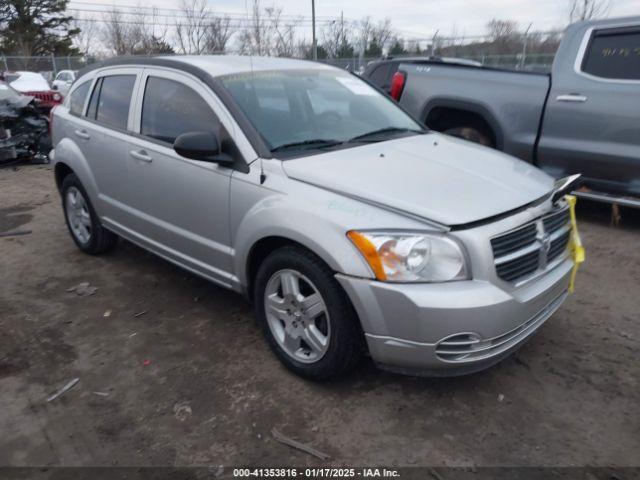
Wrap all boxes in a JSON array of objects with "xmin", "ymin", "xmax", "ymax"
[{"xmin": 72, "ymin": 0, "xmax": 639, "ymax": 39}]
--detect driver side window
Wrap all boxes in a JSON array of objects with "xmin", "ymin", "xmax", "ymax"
[{"xmin": 141, "ymin": 76, "xmax": 221, "ymax": 145}]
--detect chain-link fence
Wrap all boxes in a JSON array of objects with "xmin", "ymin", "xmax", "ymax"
[
  {"xmin": 1, "ymin": 55, "xmax": 94, "ymax": 81},
  {"xmin": 318, "ymin": 52, "xmax": 555, "ymax": 73},
  {"xmin": 1, "ymin": 51, "xmax": 556, "ymax": 83}
]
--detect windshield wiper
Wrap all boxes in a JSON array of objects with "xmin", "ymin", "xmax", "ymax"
[
  {"xmin": 347, "ymin": 127, "xmax": 424, "ymax": 143},
  {"xmin": 271, "ymin": 138, "xmax": 342, "ymax": 152}
]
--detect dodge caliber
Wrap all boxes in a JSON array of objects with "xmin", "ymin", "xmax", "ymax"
[{"xmin": 50, "ymin": 56, "xmax": 580, "ymax": 379}]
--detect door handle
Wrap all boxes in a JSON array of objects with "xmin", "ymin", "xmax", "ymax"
[
  {"xmin": 556, "ymin": 94, "xmax": 587, "ymax": 103},
  {"xmin": 74, "ymin": 129, "xmax": 90, "ymax": 140},
  {"xmin": 129, "ymin": 149, "xmax": 153, "ymax": 163}
]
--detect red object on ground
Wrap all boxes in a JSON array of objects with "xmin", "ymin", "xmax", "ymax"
[{"xmin": 143, "ymin": 360, "xmax": 151, "ymax": 366}]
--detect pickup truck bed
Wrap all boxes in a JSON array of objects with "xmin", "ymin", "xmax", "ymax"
[{"xmin": 398, "ymin": 64, "xmax": 550, "ymax": 163}]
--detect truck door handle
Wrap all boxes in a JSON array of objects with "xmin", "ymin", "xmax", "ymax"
[
  {"xmin": 129, "ymin": 149, "xmax": 153, "ymax": 163},
  {"xmin": 556, "ymin": 94, "xmax": 587, "ymax": 103},
  {"xmin": 74, "ymin": 129, "xmax": 90, "ymax": 140}
]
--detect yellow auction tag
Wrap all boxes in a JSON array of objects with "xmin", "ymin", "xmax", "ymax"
[{"xmin": 565, "ymin": 194, "xmax": 585, "ymax": 293}]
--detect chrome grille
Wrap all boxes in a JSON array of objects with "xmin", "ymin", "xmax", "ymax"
[
  {"xmin": 490, "ymin": 223, "xmax": 537, "ymax": 257},
  {"xmin": 491, "ymin": 206, "xmax": 571, "ymax": 283}
]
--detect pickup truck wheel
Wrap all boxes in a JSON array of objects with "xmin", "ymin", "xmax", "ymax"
[
  {"xmin": 61, "ymin": 174, "xmax": 118, "ymax": 255},
  {"xmin": 254, "ymin": 246, "xmax": 363, "ymax": 379},
  {"xmin": 443, "ymin": 127, "xmax": 492, "ymax": 147}
]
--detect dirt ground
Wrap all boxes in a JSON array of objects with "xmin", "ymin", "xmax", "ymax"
[{"xmin": 0, "ymin": 165, "xmax": 638, "ymax": 468}]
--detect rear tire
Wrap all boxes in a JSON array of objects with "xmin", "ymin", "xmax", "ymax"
[
  {"xmin": 254, "ymin": 246, "xmax": 364, "ymax": 380},
  {"xmin": 61, "ymin": 174, "xmax": 118, "ymax": 255},
  {"xmin": 443, "ymin": 126, "xmax": 492, "ymax": 146}
]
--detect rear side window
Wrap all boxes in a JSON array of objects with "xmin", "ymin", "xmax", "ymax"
[
  {"xmin": 93, "ymin": 75, "xmax": 136, "ymax": 129},
  {"xmin": 68, "ymin": 81, "xmax": 90, "ymax": 116},
  {"xmin": 141, "ymin": 77, "xmax": 220, "ymax": 144},
  {"xmin": 368, "ymin": 64, "xmax": 391, "ymax": 87},
  {"xmin": 582, "ymin": 28, "xmax": 640, "ymax": 80}
]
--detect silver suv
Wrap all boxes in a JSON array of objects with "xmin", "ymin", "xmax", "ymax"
[{"xmin": 51, "ymin": 56, "xmax": 577, "ymax": 379}]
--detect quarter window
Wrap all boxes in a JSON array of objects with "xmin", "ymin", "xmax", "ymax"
[
  {"xmin": 582, "ymin": 28, "xmax": 640, "ymax": 80},
  {"xmin": 369, "ymin": 64, "xmax": 391, "ymax": 87},
  {"xmin": 93, "ymin": 75, "xmax": 136, "ymax": 129},
  {"xmin": 68, "ymin": 81, "xmax": 90, "ymax": 116},
  {"xmin": 141, "ymin": 76, "xmax": 220, "ymax": 144}
]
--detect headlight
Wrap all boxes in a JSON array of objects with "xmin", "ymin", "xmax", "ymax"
[
  {"xmin": 347, "ymin": 231, "xmax": 469, "ymax": 282},
  {"xmin": 53, "ymin": 93, "xmax": 61, "ymax": 101}
]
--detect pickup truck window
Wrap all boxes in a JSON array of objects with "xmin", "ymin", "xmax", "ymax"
[
  {"xmin": 369, "ymin": 64, "xmax": 391, "ymax": 86},
  {"xmin": 141, "ymin": 76, "xmax": 220, "ymax": 145},
  {"xmin": 93, "ymin": 75, "xmax": 136, "ymax": 130},
  {"xmin": 582, "ymin": 28, "xmax": 640, "ymax": 80}
]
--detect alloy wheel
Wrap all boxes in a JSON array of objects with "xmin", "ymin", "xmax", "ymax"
[
  {"xmin": 264, "ymin": 269, "xmax": 331, "ymax": 363},
  {"xmin": 65, "ymin": 186, "xmax": 92, "ymax": 245}
]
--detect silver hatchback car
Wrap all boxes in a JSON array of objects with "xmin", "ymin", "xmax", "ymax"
[{"xmin": 51, "ymin": 56, "xmax": 578, "ymax": 379}]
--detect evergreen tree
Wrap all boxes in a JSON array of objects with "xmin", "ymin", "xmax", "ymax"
[
  {"xmin": 0, "ymin": 0, "xmax": 79, "ymax": 56},
  {"xmin": 388, "ymin": 38, "xmax": 406, "ymax": 55}
]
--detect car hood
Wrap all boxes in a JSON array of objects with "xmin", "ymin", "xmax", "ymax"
[{"xmin": 282, "ymin": 133, "xmax": 553, "ymax": 226}]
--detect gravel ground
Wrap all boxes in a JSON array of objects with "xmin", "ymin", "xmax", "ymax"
[{"xmin": 0, "ymin": 165, "xmax": 638, "ymax": 468}]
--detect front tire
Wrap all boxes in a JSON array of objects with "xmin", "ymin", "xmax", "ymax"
[
  {"xmin": 61, "ymin": 174, "xmax": 118, "ymax": 255},
  {"xmin": 443, "ymin": 126, "xmax": 493, "ymax": 146},
  {"xmin": 254, "ymin": 246, "xmax": 363, "ymax": 379}
]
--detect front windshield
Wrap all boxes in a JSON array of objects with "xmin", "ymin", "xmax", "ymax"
[{"xmin": 219, "ymin": 69, "xmax": 423, "ymax": 153}]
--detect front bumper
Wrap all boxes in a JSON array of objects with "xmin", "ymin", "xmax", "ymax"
[{"xmin": 336, "ymin": 258, "xmax": 573, "ymax": 376}]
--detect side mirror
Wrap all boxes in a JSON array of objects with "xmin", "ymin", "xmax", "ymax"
[{"xmin": 173, "ymin": 131, "xmax": 234, "ymax": 165}]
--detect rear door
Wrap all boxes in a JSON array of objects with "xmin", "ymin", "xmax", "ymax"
[
  {"xmin": 65, "ymin": 68, "xmax": 141, "ymax": 225},
  {"xmin": 80, "ymin": 69, "xmax": 141, "ymax": 225},
  {"xmin": 122, "ymin": 68, "xmax": 241, "ymax": 286},
  {"xmin": 537, "ymin": 24, "xmax": 640, "ymax": 196}
]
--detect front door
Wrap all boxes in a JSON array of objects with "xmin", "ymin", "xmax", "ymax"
[{"xmin": 123, "ymin": 69, "xmax": 239, "ymax": 287}]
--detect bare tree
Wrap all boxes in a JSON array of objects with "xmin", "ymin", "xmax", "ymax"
[
  {"xmin": 568, "ymin": 0, "xmax": 611, "ymax": 22},
  {"xmin": 237, "ymin": 0, "xmax": 301, "ymax": 57},
  {"xmin": 266, "ymin": 6, "xmax": 300, "ymax": 57},
  {"xmin": 101, "ymin": 7, "xmax": 172, "ymax": 56},
  {"xmin": 205, "ymin": 16, "xmax": 234, "ymax": 53},
  {"xmin": 321, "ymin": 15, "xmax": 350, "ymax": 58},
  {"xmin": 237, "ymin": 0, "xmax": 269, "ymax": 55},
  {"xmin": 485, "ymin": 19, "xmax": 520, "ymax": 54},
  {"xmin": 71, "ymin": 16, "xmax": 99, "ymax": 56},
  {"xmin": 354, "ymin": 17, "xmax": 393, "ymax": 56},
  {"xmin": 101, "ymin": 8, "xmax": 132, "ymax": 55},
  {"xmin": 486, "ymin": 19, "xmax": 518, "ymax": 41},
  {"xmin": 175, "ymin": 0, "xmax": 209, "ymax": 54}
]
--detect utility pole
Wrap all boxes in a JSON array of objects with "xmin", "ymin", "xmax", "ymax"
[{"xmin": 312, "ymin": 0, "xmax": 317, "ymax": 60}]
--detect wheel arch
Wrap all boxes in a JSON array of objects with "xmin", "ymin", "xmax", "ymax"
[
  {"xmin": 421, "ymin": 98, "xmax": 504, "ymax": 150},
  {"xmin": 245, "ymin": 235, "xmax": 312, "ymax": 298},
  {"xmin": 52, "ymin": 137, "xmax": 100, "ymax": 204},
  {"xmin": 54, "ymin": 162, "xmax": 74, "ymax": 192}
]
